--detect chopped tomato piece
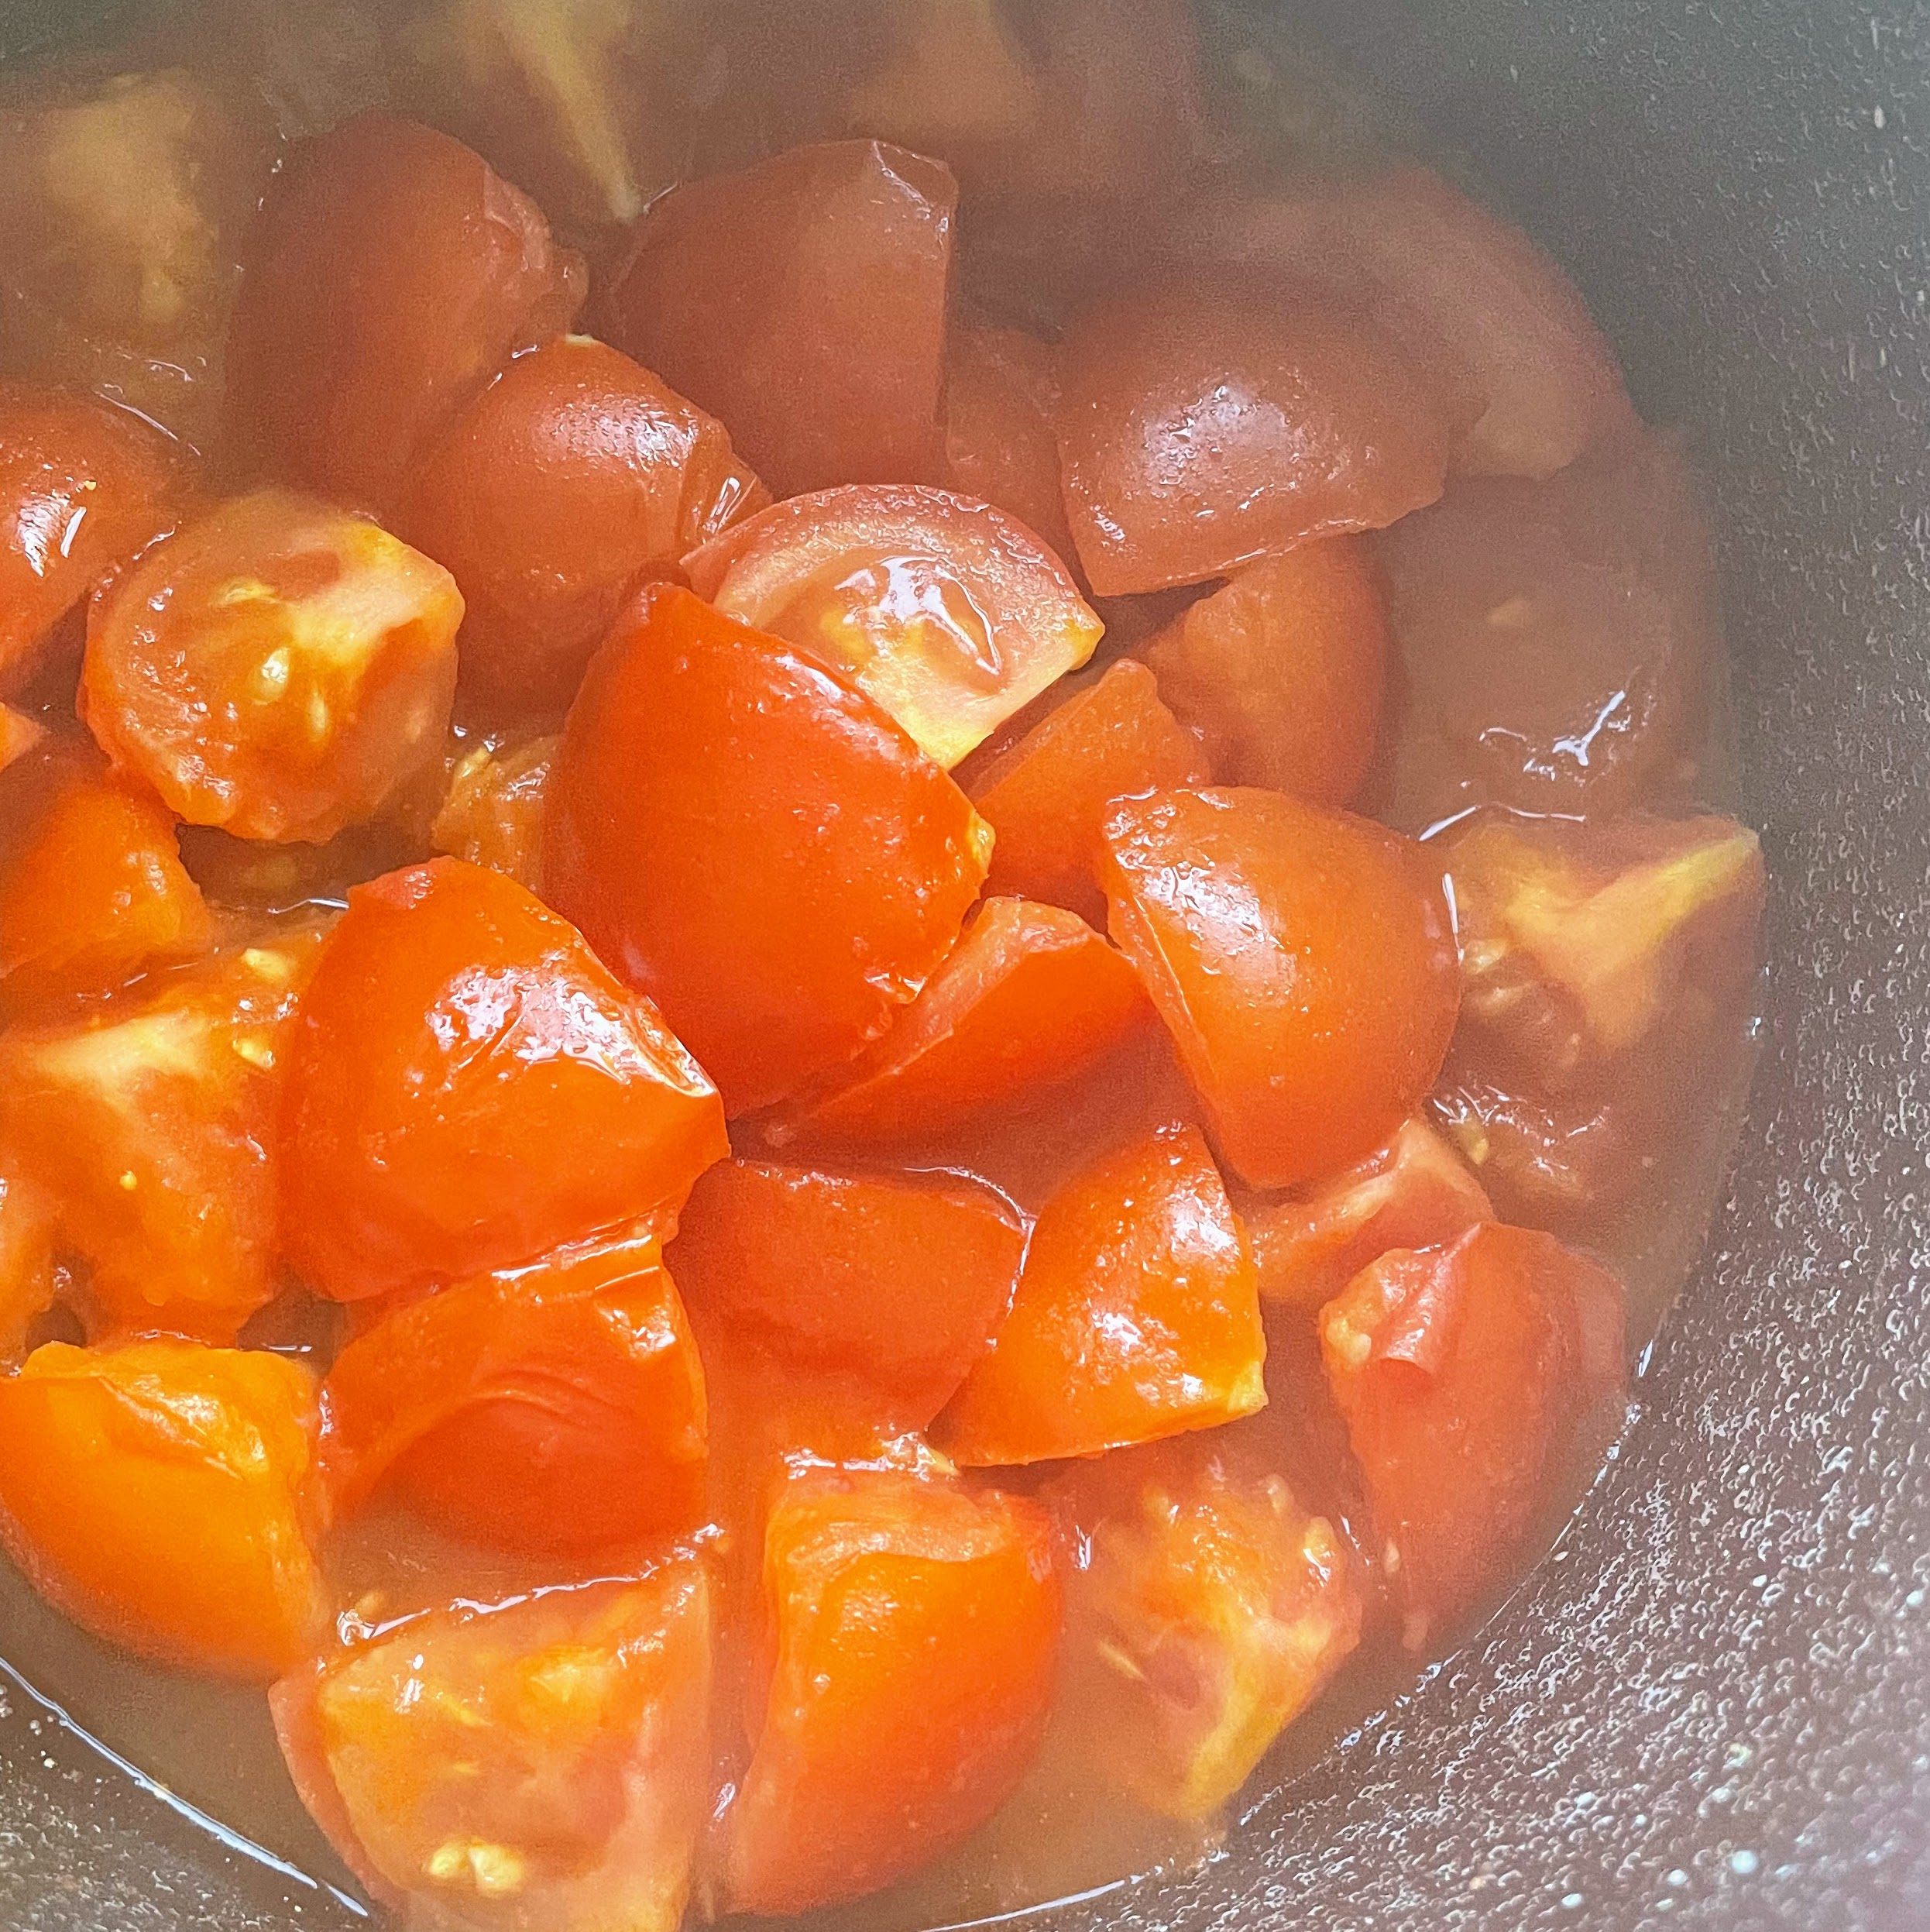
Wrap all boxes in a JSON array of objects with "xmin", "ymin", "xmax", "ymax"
[
  {"xmin": 685, "ymin": 483, "xmax": 1103, "ymax": 769},
  {"xmin": 1048, "ymin": 1432, "xmax": 1362, "ymax": 1820},
  {"xmin": 783, "ymin": 896, "xmax": 1149, "ymax": 1145},
  {"xmin": 0, "ymin": 1164, "xmax": 55, "ymax": 1358},
  {"xmin": 321, "ymin": 1226, "xmax": 706, "ymax": 1554},
  {"xmin": 0, "ymin": 382, "xmax": 185, "ymax": 688},
  {"xmin": 0, "ymin": 917, "xmax": 325, "ymax": 1339},
  {"xmin": 1056, "ymin": 277, "xmax": 1454, "ymax": 595},
  {"xmin": 0, "ymin": 1339, "xmax": 324, "ymax": 1677},
  {"xmin": 1374, "ymin": 427, "xmax": 1716, "ymax": 828},
  {"xmin": 1428, "ymin": 1071, "xmax": 1640, "ymax": 1231},
  {"xmin": 936, "ymin": 1124, "xmax": 1265, "ymax": 1466},
  {"xmin": 1099, "ymin": 788, "xmax": 1460, "ymax": 1190},
  {"xmin": 598, "ymin": 139, "xmax": 956, "ymax": 497},
  {"xmin": 1320, "ymin": 1222, "xmax": 1627, "ymax": 1647},
  {"xmin": 544, "ymin": 584, "xmax": 991, "ymax": 1114},
  {"xmin": 428, "ymin": 734, "xmax": 557, "ymax": 891},
  {"xmin": 273, "ymin": 1560, "xmax": 711, "ymax": 1929},
  {"xmin": 1142, "ymin": 538, "xmax": 1388, "ymax": 806},
  {"xmin": 967, "ymin": 658, "xmax": 1208, "ymax": 925},
  {"xmin": 722, "ymin": 1466, "xmax": 1059, "ymax": 1915},
  {"xmin": 0, "ymin": 704, "xmax": 45, "ymax": 773},
  {"xmin": 225, "ymin": 112, "xmax": 585, "ymax": 512},
  {"xmin": 668, "ymin": 1159, "xmax": 1025, "ymax": 1428},
  {"xmin": 280, "ymin": 858, "xmax": 726, "ymax": 1301},
  {"xmin": 941, "ymin": 323, "xmax": 1077, "ymax": 569},
  {"xmin": 82, "ymin": 489, "xmax": 462, "ymax": 844},
  {"xmin": 402, "ymin": 335, "xmax": 767, "ymax": 717},
  {"xmin": 1247, "ymin": 1116, "xmax": 1493, "ymax": 1311}
]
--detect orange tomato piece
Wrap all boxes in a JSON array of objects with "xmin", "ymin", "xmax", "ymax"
[
  {"xmin": 941, "ymin": 322, "xmax": 1077, "ymax": 569},
  {"xmin": 321, "ymin": 1226, "xmax": 705, "ymax": 1556},
  {"xmin": 936, "ymin": 1124, "xmax": 1265, "ymax": 1466},
  {"xmin": 722, "ymin": 1466, "xmax": 1060, "ymax": 1915},
  {"xmin": 0, "ymin": 1339, "xmax": 324, "ymax": 1678},
  {"xmin": 784, "ymin": 896, "xmax": 1149, "ymax": 1145},
  {"xmin": 428, "ymin": 734, "xmax": 557, "ymax": 891},
  {"xmin": 280, "ymin": 858, "xmax": 726, "ymax": 1302},
  {"xmin": 1142, "ymin": 538, "xmax": 1388, "ymax": 806},
  {"xmin": 402, "ymin": 335, "xmax": 768, "ymax": 717},
  {"xmin": 1056, "ymin": 276, "xmax": 1454, "ymax": 595},
  {"xmin": 668, "ymin": 1158, "xmax": 1025, "ymax": 1428},
  {"xmin": 598, "ymin": 139, "xmax": 956, "ymax": 497},
  {"xmin": 967, "ymin": 658, "xmax": 1208, "ymax": 925},
  {"xmin": 684, "ymin": 482, "xmax": 1103, "ymax": 769},
  {"xmin": 1099, "ymin": 787, "xmax": 1461, "ymax": 1190},
  {"xmin": 0, "ymin": 1163, "xmax": 55, "ymax": 1358},
  {"xmin": 225, "ymin": 112, "xmax": 585, "ymax": 513},
  {"xmin": 544, "ymin": 583, "xmax": 991, "ymax": 1114},
  {"xmin": 1320, "ymin": 1222, "xmax": 1627, "ymax": 1648},
  {"xmin": 272, "ymin": 1561, "xmax": 712, "ymax": 1930}
]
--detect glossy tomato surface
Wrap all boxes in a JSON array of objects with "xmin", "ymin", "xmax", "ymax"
[{"xmin": 940, "ymin": 322, "xmax": 1077, "ymax": 568}]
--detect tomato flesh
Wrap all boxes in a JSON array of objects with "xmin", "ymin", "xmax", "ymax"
[
  {"xmin": 0, "ymin": 1163, "xmax": 55, "ymax": 1358},
  {"xmin": 428, "ymin": 734, "xmax": 557, "ymax": 891},
  {"xmin": 941, "ymin": 323, "xmax": 1078, "ymax": 569}
]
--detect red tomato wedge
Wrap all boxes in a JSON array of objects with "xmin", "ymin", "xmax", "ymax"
[
  {"xmin": 782, "ymin": 896, "xmax": 1149, "ymax": 1145},
  {"xmin": 544, "ymin": 583, "xmax": 991, "ymax": 1115},
  {"xmin": 225, "ymin": 112, "xmax": 585, "ymax": 514},
  {"xmin": 1143, "ymin": 538, "xmax": 1388, "ymax": 806},
  {"xmin": 941, "ymin": 323, "xmax": 1077, "ymax": 569},
  {"xmin": 403, "ymin": 335, "xmax": 768, "ymax": 717},
  {"xmin": 668, "ymin": 1159, "xmax": 1025, "ymax": 1428},
  {"xmin": 936, "ymin": 1124, "xmax": 1265, "ymax": 1466},
  {"xmin": 321, "ymin": 1227, "xmax": 706, "ymax": 1556},
  {"xmin": 967, "ymin": 658, "xmax": 1208, "ymax": 925},
  {"xmin": 280, "ymin": 858, "xmax": 726, "ymax": 1302},
  {"xmin": 0, "ymin": 382, "xmax": 185, "ymax": 688},
  {"xmin": 1320, "ymin": 1222, "xmax": 1627, "ymax": 1648},
  {"xmin": 273, "ymin": 1562, "xmax": 712, "ymax": 1930},
  {"xmin": 599, "ymin": 140, "xmax": 956, "ymax": 497},
  {"xmin": 1056, "ymin": 275, "xmax": 1454, "ymax": 595},
  {"xmin": 685, "ymin": 483, "xmax": 1102, "ymax": 770},
  {"xmin": 0, "ymin": 1339, "xmax": 324, "ymax": 1679},
  {"xmin": 428, "ymin": 734, "xmax": 557, "ymax": 892},
  {"xmin": 82, "ymin": 490, "xmax": 463, "ymax": 844},
  {"xmin": 1100, "ymin": 788, "xmax": 1460, "ymax": 1191},
  {"xmin": 722, "ymin": 1466, "xmax": 1060, "ymax": 1916}
]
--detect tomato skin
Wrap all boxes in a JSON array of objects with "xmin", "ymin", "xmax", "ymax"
[
  {"xmin": 273, "ymin": 1561, "xmax": 712, "ymax": 1929},
  {"xmin": 428, "ymin": 734, "xmax": 557, "ymax": 891},
  {"xmin": 544, "ymin": 583, "xmax": 991, "ymax": 1115},
  {"xmin": 941, "ymin": 323, "xmax": 1077, "ymax": 569},
  {"xmin": 402, "ymin": 335, "xmax": 768, "ymax": 717},
  {"xmin": 683, "ymin": 482, "xmax": 1103, "ymax": 770},
  {"xmin": 599, "ymin": 139, "xmax": 956, "ymax": 497},
  {"xmin": 280, "ymin": 858, "xmax": 726, "ymax": 1302},
  {"xmin": 0, "ymin": 1339, "xmax": 323, "ymax": 1678},
  {"xmin": 723, "ymin": 1466, "xmax": 1060, "ymax": 1916},
  {"xmin": 1056, "ymin": 277, "xmax": 1454, "ymax": 596},
  {"xmin": 225, "ymin": 112, "xmax": 585, "ymax": 513},
  {"xmin": 1320, "ymin": 1222, "xmax": 1626, "ymax": 1647},
  {"xmin": 1099, "ymin": 787, "xmax": 1461, "ymax": 1191},
  {"xmin": 1143, "ymin": 539, "xmax": 1388, "ymax": 807},
  {"xmin": 82, "ymin": 489, "xmax": 463, "ymax": 844},
  {"xmin": 936, "ymin": 1124, "xmax": 1265, "ymax": 1466},
  {"xmin": 784, "ymin": 896, "xmax": 1149, "ymax": 1145}
]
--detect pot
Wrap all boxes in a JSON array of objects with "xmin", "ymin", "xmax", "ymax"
[{"xmin": 1, "ymin": 1, "xmax": 1926, "ymax": 1927}]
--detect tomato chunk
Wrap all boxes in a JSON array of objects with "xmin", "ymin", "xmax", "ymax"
[
  {"xmin": 783, "ymin": 896, "xmax": 1149, "ymax": 1145},
  {"xmin": 722, "ymin": 1466, "xmax": 1059, "ymax": 1915},
  {"xmin": 225, "ymin": 112, "xmax": 585, "ymax": 512},
  {"xmin": 1048, "ymin": 1432, "xmax": 1362, "ymax": 1820},
  {"xmin": 1320, "ymin": 1222, "xmax": 1626, "ymax": 1648},
  {"xmin": 668, "ymin": 1159, "xmax": 1025, "ymax": 1428},
  {"xmin": 403, "ymin": 335, "xmax": 767, "ymax": 716},
  {"xmin": 82, "ymin": 489, "xmax": 462, "ymax": 844},
  {"xmin": 280, "ymin": 858, "xmax": 726, "ymax": 1302},
  {"xmin": 967, "ymin": 658, "xmax": 1207, "ymax": 925},
  {"xmin": 1056, "ymin": 277, "xmax": 1453, "ymax": 595},
  {"xmin": 598, "ymin": 139, "xmax": 956, "ymax": 497},
  {"xmin": 273, "ymin": 1561, "xmax": 711, "ymax": 1930},
  {"xmin": 0, "ymin": 1164, "xmax": 55, "ymax": 1358},
  {"xmin": 941, "ymin": 323, "xmax": 1077, "ymax": 569},
  {"xmin": 0, "ymin": 1339, "xmax": 323, "ymax": 1677},
  {"xmin": 0, "ymin": 917, "xmax": 325, "ymax": 1339},
  {"xmin": 936, "ymin": 1124, "xmax": 1265, "ymax": 1466},
  {"xmin": 544, "ymin": 583, "xmax": 991, "ymax": 1114},
  {"xmin": 685, "ymin": 483, "xmax": 1103, "ymax": 769},
  {"xmin": 0, "ymin": 382, "xmax": 185, "ymax": 688},
  {"xmin": 1099, "ymin": 788, "xmax": 1460, "ymax": 1190},
  {"xmin": 428, "ymin": 734, "xmax": 557, "ymax": 891},
  {"xmin": 1142, "ymin": 538, "xmax": 1388, "ymax": 806}
]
